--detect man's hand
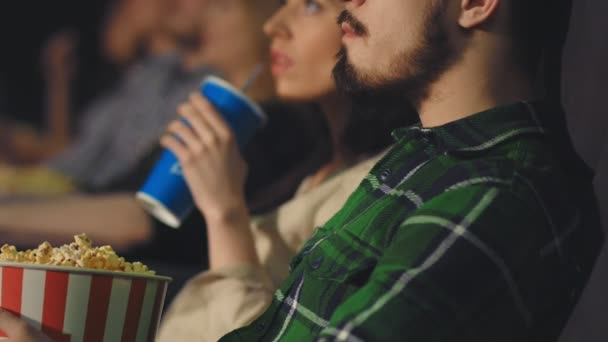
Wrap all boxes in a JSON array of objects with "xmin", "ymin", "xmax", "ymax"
[{"xmin": 0, "ymin": 309, "xmax": 53, "ymax": 342}]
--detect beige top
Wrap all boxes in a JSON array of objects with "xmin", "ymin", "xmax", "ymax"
[{"xmin": 156, "ymin": 153, "xmax": 384, "ymax": 342}]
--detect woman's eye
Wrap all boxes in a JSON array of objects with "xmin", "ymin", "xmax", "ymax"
[{"xmin": 304, "ymin": 0, "xmax": 322, "ymax": 14}]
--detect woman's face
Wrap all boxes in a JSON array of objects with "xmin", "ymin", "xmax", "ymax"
[
  {"xmin": 264, "ymin": 0, "xmax": 344, "ymax": 101},
  {"xmin": 197, "ymin": 0, "xmax": 271, "ymax": 74}
]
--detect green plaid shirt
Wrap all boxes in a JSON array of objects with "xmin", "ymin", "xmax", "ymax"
[{"xmin": 221, "ymin": 102, "xmax": 602, "ymax": 341}]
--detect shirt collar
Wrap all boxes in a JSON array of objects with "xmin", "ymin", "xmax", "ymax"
[{"xmin": 392, "ymin": 101, "xmax": 547, "ymax": 153}]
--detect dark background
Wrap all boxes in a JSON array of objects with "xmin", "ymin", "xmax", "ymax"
[
  {"xmin": 559, "ymin": 0, "xmax": 608, "ymax": 341},
  {"xmin": 0, "ymin": 0, "xmax": 113, "ymax": 128}
]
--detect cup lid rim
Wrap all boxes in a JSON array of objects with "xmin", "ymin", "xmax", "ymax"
[
  {"xmin": 201, "ymin": 75, "xmax": 268, "ymax": 125},
  {"xmin": 0, "ymin": 261, "xmax": 173, "ymax": 282}
]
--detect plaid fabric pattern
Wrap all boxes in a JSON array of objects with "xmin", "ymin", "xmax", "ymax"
[{"xmin": 221, "ymin": 102, "xmax": 602, "ymax": 341}]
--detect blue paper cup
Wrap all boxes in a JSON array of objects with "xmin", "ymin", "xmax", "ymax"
[{"xmin": 136, "ymin": 76, "xmax": 267, "ymax": 228}]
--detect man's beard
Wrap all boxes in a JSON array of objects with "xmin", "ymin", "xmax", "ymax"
[{"xmin": 333, "ymin": 2, "xmax": 458, "ymax": 108}]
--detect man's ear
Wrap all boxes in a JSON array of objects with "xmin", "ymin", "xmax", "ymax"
[{"xmin": 458, "ymin": 0, "xmax": 500, "ymax": 29}]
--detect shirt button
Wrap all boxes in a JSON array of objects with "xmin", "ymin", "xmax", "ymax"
[
  {"xmin": 311, "ymin": 256, "xmax": 324, "ymax": 270},
  {"xmin": 379, "ymin": 169, "xmax": 392, "ymax": 182}
]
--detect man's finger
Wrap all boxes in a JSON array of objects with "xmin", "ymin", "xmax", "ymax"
[
  {"xmin": 0, "ymin": 309, "xmax": 52, "ymax": 342},
  {"xmin": 0, "ymin": 308, "xmax": 28, "ymax": 336}
]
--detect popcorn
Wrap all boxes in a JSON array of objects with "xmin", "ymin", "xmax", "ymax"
[{"xmin": 0, "ymin": 234, "xmax": 155, "ymax": 275}]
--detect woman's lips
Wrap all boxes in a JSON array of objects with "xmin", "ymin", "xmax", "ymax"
[{"xmin": 270, "ymin": 50, "xmax": 294, "ymax": 76}]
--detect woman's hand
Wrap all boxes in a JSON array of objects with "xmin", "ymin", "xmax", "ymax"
[
  {"xmin": 162, "ymin": 92, "xmax": 249, "ymax": 224},
  {"xmin": 163, "ymin": 92, "xmax": 259, "ymax": 269},
  {"xmin": 0, "ymin": 309, "xmax": 53, "ymax": 342}
]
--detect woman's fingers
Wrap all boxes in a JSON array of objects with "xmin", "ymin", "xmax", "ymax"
[
  {"xmin": 161, "ymin": 134, "xmax": 199, "ymax": 166},
  {"xmin": 177, "ymin": 102, "xmax": 218, "ymax": 144},
  {"xmin": 164, "ymin": 91, "xmax": 241, "ymax": 173},
  {"xmin": 189, "ymin": 93, "xmax": 233, "ymax": 141},
  {"xmin": 166, "ymin": 118, "xmax": 202, "ymax": 153},
  {"xmin": 0, "ymin": 308, "xmax": 51, "ymax": 341},
  {"xmin": 0, "ymin": 309, "xmax": 26, "ymax": 337}
]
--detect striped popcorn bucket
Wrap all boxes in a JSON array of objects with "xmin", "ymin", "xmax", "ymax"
[{"xmin": 0, "ymin": 262, "xmax": 171, "ymax": 342}]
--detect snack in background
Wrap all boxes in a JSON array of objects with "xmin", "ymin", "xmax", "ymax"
[{"xmin": 0, "ymin": 165, "xmax": 76, "ymax": 197}]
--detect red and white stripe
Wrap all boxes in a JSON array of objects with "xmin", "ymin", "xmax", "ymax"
[{"xmin": 0, "ymin": 266, "xmax": 168, "ymax": 342}]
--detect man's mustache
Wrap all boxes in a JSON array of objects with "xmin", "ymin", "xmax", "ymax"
[{"xmin": 337, "ymin": 10, "xmax": 368, "ymax": 37}]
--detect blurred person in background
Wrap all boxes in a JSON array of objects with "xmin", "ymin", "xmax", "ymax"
[
  {"xmin": 155, "ymin": 0, "xmax": 413, "ymax": 340},
  {"xmin": 0, "ymin": 0, "xmax": 209, "ymax": 194},
  {"xmin": 0, "ymin": 0, "xmax": 184, "ymax": 165},
  {"xmin": 0, "ymin": 31, "xmax": 78, "ymax": 164}
]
